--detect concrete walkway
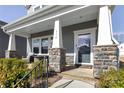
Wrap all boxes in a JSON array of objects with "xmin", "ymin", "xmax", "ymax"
[
  {"xmin": 60, "ymin": 68, "xmax": 97, "ymax": 85},
  {"xmin": 50, "ymin": 68, "xmax": 98, "ymax": 88},
  {"xmin": 50, "ymin": 78, "xmax": 94, "ymax": 88}
]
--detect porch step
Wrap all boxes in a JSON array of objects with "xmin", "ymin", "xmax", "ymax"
[
  {"xmin": 78, "ymin": 65, "xmax": 93, "ymax": 69},
  {"xmin": 59, "ymin": 68, "xmax": 98, "ymax": 85}
]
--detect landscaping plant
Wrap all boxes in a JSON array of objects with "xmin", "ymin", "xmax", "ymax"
[
  {"xmin": 99, "ymin": 68, "xmax": 124, "ymax": 88},
  {"xmin": 0, "ymin": 58, "xmax": 28, "ymax": 88}
]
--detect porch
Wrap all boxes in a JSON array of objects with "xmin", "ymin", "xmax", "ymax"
[{"xmin": 2, "ymin": 5, "xmax": 119, "ymax": 78}]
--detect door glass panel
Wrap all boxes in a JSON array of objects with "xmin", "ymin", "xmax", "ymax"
[
  {"xmin": 32, "ymin": 39, "xmax": 40, "ymax": 53},
  {"xmin": 78, "ymin": 33, "xmax": 91, "ymax": 63},
  {"xmin": 41, "ymin": 38, "xmax": 48, "ymax": 54}
]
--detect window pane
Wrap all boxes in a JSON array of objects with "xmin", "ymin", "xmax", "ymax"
[
  {"xmin": 32, "ymin": 39, "xmax": 40, "ymax": 53},
  {"xmin": 78, "ymin": 33, "xmax": 91, "ymax": 63},
  {"xmin": 33, "ymin": 39, "xmax": 40, "ymax": 46},
  {"xmin": 34, "ymin": 6, "xmax": 40, "ymax": 11},
  {"xmin": 41, "ymin": 38, "xmax": 48, "ymax": 54},
  {"xmin": 33, "ymin": 47, "xmax": 39, "ymax": 53}
]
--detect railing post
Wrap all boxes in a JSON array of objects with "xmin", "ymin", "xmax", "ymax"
[
  {"xmin": 35, "ymin": 67, "xmax": 36, "ymax": 85},
  {"xmin": 45, "ymin": 56, "xmax": 48, "ymax": 88}
]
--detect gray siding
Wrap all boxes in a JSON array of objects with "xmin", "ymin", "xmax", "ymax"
[
  {"xmin": 0, "ymin": 28, "xmax": 9, "ymax": 58},
  {"xmin": 31, "ymin": 30, "xmax": 53, "ymax": 38},
  {"xmin": 31, "ymin": 19, "xmax": 97, "ymax": 53},
  {"xmin": 15, "ymin": 36, "xmax": 26, "ymax": 58},
  {"xmin": 62, "ymin": 19, "xmax": 97, "ymax": 53},
  {"xmin": 0, "ymin": 28, "xmax": 26, "ymax": 58}
]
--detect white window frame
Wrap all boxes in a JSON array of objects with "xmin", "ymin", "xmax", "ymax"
[
  {"xmin": 32, "ymin": 35, "xmax": 53, "ymax": 55},
  {"xmin": 33, "ymin": 5, "xmax": 42, "ymax": 12},
  {"xmin": 33, "ymin": 5, "xmax": 48, "ymax": 12}
]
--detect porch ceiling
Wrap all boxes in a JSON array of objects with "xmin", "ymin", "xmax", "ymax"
[{"xmin": 4, "ymin": 5, "xmax": 99, "ymax": 37}]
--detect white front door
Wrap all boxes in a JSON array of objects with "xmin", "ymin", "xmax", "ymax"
[{"xmin": 74, "ymin": 27, "xmax": 96, "ymax": 65}]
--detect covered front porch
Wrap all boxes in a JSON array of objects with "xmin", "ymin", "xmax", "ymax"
[{"xmin": 2, "ymin": 5, "xmax": 118, "ymax": 74}]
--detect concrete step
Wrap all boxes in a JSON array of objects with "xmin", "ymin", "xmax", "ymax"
[{"xmin": 59, "ymin": 68, "xmax": 98, "ymax": 85}]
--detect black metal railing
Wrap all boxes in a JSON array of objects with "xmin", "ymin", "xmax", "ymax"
[{"xmin": 13, "ymin": 56, "xmax": 49, "ymax": 88}]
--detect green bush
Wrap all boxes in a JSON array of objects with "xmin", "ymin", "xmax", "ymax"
[
  {"xmin": 99, "ymin": 68, "xmax": 124, "ymax": 88},
  {"xmin": 0, "ymin": 58, "xmax": 28, "ymax": 88},
  {"xmin": 31, "ymin": 61, "xmax": 44, "ymax": 79}
]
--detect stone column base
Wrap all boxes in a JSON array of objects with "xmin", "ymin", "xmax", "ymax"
[
  {"xmin": 5, "ymin": 50, "xmax": 16, "ymax": 58},
  {"xmin": 49, "ymin": 48, "xmax": 66, "ymax": 72},
  {"xmin": 93, "ymin": 44, "xmax": 119, "ymax": 78}
]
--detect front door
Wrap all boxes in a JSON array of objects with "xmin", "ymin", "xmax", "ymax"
[
  {"xmin": 74, "ymin": 28, "xmax": 96, "ymax": 65},
  {"xmin": 77, "ymin": 33, "xmax": 91, "ymax": 64}
]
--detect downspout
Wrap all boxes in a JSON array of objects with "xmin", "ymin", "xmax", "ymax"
[
  {"xmin": 109, "ymin": 6, "xmax": 119, "ymax": 45},
  {"xmin": 109, "ymin": 6, "xmax": 120, "ymax": 69}
]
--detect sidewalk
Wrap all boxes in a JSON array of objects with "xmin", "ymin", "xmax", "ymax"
[{"xmin": 50, "ymin": 78, "xmax": 94, "ymax": 88}]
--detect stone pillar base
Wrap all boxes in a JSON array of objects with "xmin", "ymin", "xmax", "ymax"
[
  {"xmin": 49, "ymin": 48, "xmax": 66, "ymax": 72},
  {"xmin": 93, "ymin": 44, "xmax": 119, "ymax": 78},
  {"xmin": 5, "ymin": 50, "xmax": 16, "ymax": 58}
]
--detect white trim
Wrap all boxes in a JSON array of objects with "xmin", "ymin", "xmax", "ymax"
[
  {"xmin": 52, "ymin": 19, "xmax": 63, "ymax": 48},
  {"xmin": 97, "ymin": 6, "xmax": 113, "ymax": 45},
  {"xmin": 33, "ymin": 5, "xmax": 41, "ymax": 12},
  {"xmin": 32, "ymin": 35, "xmax": 53, "ymax": 55},
  {"xmin": 27, "ymin": 37, "xmax": 32, "ymax": 56},
  {"xmin": 66, "ymin": 53, "xmax": 74, "ymax": 56},
  {"xmin": 33, "ymin": 5, "xmax": 46, "ymax": 12},
  {"xmin": 8, "ymin": 34, "xmax": 16, "ymax": 51},
  {"xmin": 2, "ymin": 5, "xmax": 56, "ymax": 29},
  {"xmin": 4, "ymin": 6, "xmax": 92, "ymax": 33},
  {"xmin": 74, "ymin": 27, "xmax": 97, "ymax": 65}
]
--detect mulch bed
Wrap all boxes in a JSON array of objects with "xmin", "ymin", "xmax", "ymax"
[
  {"xmin": 31, "ymin": 73, "xmax": 62, "ymax": 88},
  {"xmin": 48, "ymin": 74, "xmax": 62, "ymax": 87}
]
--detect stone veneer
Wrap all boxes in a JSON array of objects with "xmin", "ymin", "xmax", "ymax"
[
  {"xmin": 93, "ymin": 44, "xmax": 119, "ymax": 78},
  {"xmin": 48, "ymin": 48, "xmax": 66, "ymax": 72},
  {"xmin": 5, "ymin": 50, "xmax": 16, "ymax": 58},
  {"xmin": 66, "ymin": 54, "xmax": 74, "ymax": 66}
]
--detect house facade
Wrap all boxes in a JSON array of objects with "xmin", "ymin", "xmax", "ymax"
[
  {"xmin": 2, "ymin": 5, "xmax": 119, "ymax": 78},
  {"xmin": 0, "ymin": 20, "xmax": 26, "ymax": 58}
]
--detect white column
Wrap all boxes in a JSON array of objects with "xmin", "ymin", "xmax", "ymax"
[
  {"xmin": 52, "ymin": 19, "xmax": 63, "ymax": 48},
  {"xmin": 97, "ymin": 6, "xmax": 113, "ymax": 45},
  {"xmin": 8, "ymin": 34, "xmax": 16, "ymax": 51},
  {"xmin": 27, "ymin": 37, "xmax": 32, "ymax": 57}
]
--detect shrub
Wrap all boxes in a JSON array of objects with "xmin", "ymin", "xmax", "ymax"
[
  {"xmin": 99, "ymin": 68, "xmax": 124, "ymax": 88},
  {"xmin": 31, "ymin": 61, "xmax": 44, "ymax": 79},
  {"xmin": 0, "ymin": 58, "xmax": 28, "ymax": 88}
]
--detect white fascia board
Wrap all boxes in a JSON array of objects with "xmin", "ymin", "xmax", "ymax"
[
  {"xmin": 5, "ymin": 5, "xmax": 91, "ymax": 33},
  {"xmin": 2, "ymin": 5, "xmax": 67, "ymax": 30},
  {"xmin": 2, "ymin": 5, "xmax": 56, "ymax": 29}
]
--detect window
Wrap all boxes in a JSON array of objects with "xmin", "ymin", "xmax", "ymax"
[
  {"xmin": 34, "ymin": 6, "xmax": 40, "ymax": 11},
  {"xmin": 32, "ymin": 36, "xmax": 53, "ymax": 54},
  {"xmin": 33, "ymin": 5, "xmax": 48, "ymax": 12},
  {"xmin": 32, "ymin": 39, "xmax": 40, "ymax": 54},
  {"xmin": 41, "ymin": 38, "xmax": 48, "ymax": 54}
]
